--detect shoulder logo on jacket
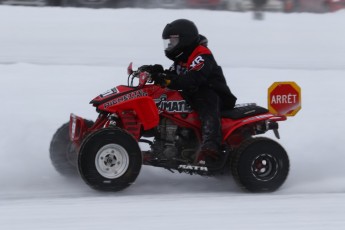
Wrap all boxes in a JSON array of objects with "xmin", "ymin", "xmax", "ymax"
[{"xmin": 189, "ymin": 56, "xmax": 204, "ymax": 71}]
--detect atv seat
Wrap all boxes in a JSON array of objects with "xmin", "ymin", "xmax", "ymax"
[{"xmin": 221, "ymin": 104, "xmax": 269, "ymax": 120}]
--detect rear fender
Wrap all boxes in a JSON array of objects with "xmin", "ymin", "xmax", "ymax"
[{"xmin": 223, "ymin": 113, "xmax": 286, "ymax": 141}]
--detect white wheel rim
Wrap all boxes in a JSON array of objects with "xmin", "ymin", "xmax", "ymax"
[{"xmin": 95, "ymin": 144, "xmax": 129, "ymax": 179}]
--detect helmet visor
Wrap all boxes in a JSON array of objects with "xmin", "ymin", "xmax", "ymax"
[{"xmin": 163, "ymin": 36, "xmax": 179, "ymax": 51}]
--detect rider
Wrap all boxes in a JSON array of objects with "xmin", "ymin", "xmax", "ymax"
[{"xmin": 142, "ymin": 19, "xmax": 237, "ymax": 166}]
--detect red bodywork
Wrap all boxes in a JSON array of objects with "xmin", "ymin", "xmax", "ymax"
[{"xmin": 69, "ymin": 70, "xmax": 286, "ymax": 153}]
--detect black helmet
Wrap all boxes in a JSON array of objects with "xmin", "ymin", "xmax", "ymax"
[{"xmin": 162, "ymin": 19, "xmax": 199, "ymax": 61}]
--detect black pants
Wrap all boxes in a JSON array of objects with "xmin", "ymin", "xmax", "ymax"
[{"xmin": 185, "ymin": 88, "xmax": 222, "ymax": 151}]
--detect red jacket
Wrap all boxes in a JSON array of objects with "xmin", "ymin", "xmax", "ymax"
[{"xmin": 167, "ymin": 45, "xmax": 237, "ymax": 109}]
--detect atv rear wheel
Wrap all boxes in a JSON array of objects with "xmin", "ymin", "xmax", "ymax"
[
  {"xmin": 231, "ymin": 137, "xmax": 289, "ymax": 192},
  {"xmin": 78, "ymin": 128, "xmax": 142, "ymax": 192},
  {"xmin": 50, "ymin": 120, "xmax": 93, "ymax": 177}
]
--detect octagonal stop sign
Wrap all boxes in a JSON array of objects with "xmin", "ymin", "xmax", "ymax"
[{"xmin": 268, "ymin": 82, "xmax": 301, "ymax": 116}]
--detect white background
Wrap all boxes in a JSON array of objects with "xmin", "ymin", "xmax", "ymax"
[{"xmin": 0, "ymin": 6, "xmax": 345, "ymax": 230}]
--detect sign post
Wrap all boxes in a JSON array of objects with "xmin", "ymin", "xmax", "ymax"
[{"xmin": 268, "ymin": 82, "xmax": 301, "ymax": 116}]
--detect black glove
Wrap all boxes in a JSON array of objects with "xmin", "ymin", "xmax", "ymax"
[
  {"xmin": 151, "ymin": 72, "xmax": 179, "ymax": 87},
  {"xmin": 138, "ymin": 64, "xmax": 164, "ymax": 74},
  {"xmin": 151, "ymin": 73, "xmax": 170, "ymax": 87}
]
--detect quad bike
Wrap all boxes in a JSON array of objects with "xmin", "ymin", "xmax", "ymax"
[{"xmin": 49, "ymin": 63, "xmax": 289, "ymax": 192}]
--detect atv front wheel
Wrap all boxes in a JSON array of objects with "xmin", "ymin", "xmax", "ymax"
[
  {"xmin": 49, "ymin": 120, "xmax": 93, "ymax": 177},
  {"xmin": 78, "ymin": 128, "xmax": 142, "ymax": 192},
  {"xmin": 231, "ymin": 137, "xmax": 289, "ymax": 192}
]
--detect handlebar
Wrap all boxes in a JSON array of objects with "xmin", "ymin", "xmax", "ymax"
[{"xmin": 127, "ymin": 62, "xmax": 153, "ymax": 87}]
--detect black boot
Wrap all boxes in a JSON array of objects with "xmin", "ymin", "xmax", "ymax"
[{"xmin": 196, "ymin": 147, "xmax": 228, "ymax": 170}]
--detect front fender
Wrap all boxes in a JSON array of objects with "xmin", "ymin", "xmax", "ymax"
[
  {"xmin": 100, "ymin": 96, "xmax": 159, "ymax": 130},
  {"xmin": 69, "ymin": 113, "xmax": 88, "ymax": 143}
]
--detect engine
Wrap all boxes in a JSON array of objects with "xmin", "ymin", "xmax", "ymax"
[{"xmin": 152, "ymin": 117, "xmax": 198, "ymax": 163}]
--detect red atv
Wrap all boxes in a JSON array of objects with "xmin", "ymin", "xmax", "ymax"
[{"xmin": 49, "ymin": 63, "xmax": 289, "ymax": 192}]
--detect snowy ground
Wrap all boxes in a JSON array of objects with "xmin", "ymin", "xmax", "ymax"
[{"xmin": 0, "ymin": 5, "xmax": 345, "ymax": 230}]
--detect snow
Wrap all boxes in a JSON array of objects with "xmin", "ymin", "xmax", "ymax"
[{"xmin": 1, "ymin": 5, "xmax": 345, "ymax": 230}]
